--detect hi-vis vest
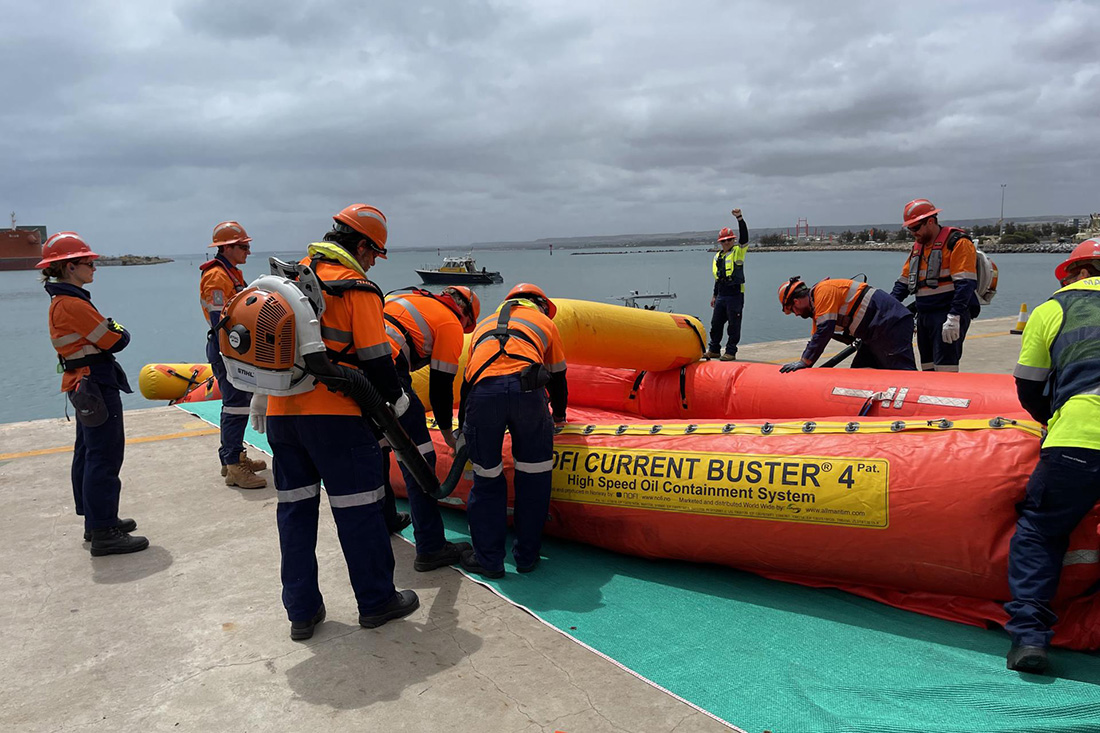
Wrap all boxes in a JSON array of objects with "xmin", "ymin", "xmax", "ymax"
[
  {"xmin": 1049, "ymin": 283, "xmax": 1100, "ymax": 414},
  {"xmin": 905, "ymin": 227, "xmax": 969, "ymax": 297},
  {"xmin": 713, "ymin": 246, "xmax": 747, "ymax": 288}
]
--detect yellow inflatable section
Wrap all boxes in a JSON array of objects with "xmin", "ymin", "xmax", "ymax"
[
  {"xmin": 410, "ymin": 298, "xmax": 706, "ymax": 409},
  {"xmin": 139, "ymin": 363, "xmax": 215, "ymax": 401}
]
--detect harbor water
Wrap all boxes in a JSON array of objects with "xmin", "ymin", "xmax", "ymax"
[{"xmin": 0, "ymin": 247, "xmax": 1066, "ymax": 424}]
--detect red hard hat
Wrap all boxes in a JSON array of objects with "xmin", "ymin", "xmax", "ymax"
[
  {"xmin": 506, "ymin": 282, "xmax": 557, "ymax": 319},
  {"xmin": 1055, "ymin": 239, "xmax": 1100, "ymax": 282},
  {"xmin": 902, "ymin": 198, "xmax": 942, "ymax": 228},
  {"xmin": 35, "ymin": 232, "xmax": 100, "ymax": 269},
  {"xmin": 777, "ymin": 276, "xmax": 805, "ymax": 314},
  {"xmin": 210, "ymin": 221, "xmax": 252, "ymax": 248},
  {"xmin": 718, "ymin": 227, "xmax": 736, "ymax": 242},
  {"xmin": 333, "ymin": 204, "xmax": 388, "ymax": 258},
  {"xmin": 442, "ymin": 286, "xmax": 481, "ymax": 333}
]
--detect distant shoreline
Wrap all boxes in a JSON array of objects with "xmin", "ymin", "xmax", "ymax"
[
  {"xmin": 569, "ymin": 241, "xmax": 1078, "ymax": 256},
  {"xmin": 97, "ymin": 255, "xmax": 174, "ymax": 266}
]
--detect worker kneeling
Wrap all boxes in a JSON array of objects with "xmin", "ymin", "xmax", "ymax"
[
  {"xmin": 458, "ymin": 283, "xmax": 568, "ymax": 578},
  {"xmin": 777, "ymin": 277, "xmax": 916, "ymax": 373}
]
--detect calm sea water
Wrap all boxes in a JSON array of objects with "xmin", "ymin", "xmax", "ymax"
[{"xmin": 0, "ymin": 247, "xmax": 1066, "ymax": 424}]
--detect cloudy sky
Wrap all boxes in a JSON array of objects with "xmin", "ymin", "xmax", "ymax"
[{"xmin": 3, "ymin": 0, "xmax": 1098, "ymax": 254}]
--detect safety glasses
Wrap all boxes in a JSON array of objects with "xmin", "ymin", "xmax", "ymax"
[{"xmin": 908, "ymin": 220, "xmax": 925, "ymax": 234}]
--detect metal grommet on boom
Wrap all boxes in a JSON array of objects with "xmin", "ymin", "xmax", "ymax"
[
  {"xmin": 802, "ymin": 421, "xmax": 816, "ymax": 433},
  {"xmin": 890, "ymin": 421, "xmax": 906, "ymax": 432},
  {"xmin": 760, "ymin": 422, "xmax": 774, "ymax": 435},
  {"xmin": 845, "ymin": 422, "xmax": 860, "ymax": 433}
]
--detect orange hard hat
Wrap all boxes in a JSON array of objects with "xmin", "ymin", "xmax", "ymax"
[
  {"xmin": 902, "ymin": 198, "xmax": 942, "ymax": 228},
  {"xmin": 718, "ymin": 227, "xmax": 736, "ymax": 242},
  {"xmin": 35, "ymin": 232, "xmax": 100, "ymax": 268},
  {"xmin": 443, "ymin": 286, "xmax": 481, "ymax": 333},
  {"xmin": 210, "ymin": 221, "xmax": 252, "ymax": 248},
  {"xmin": 506, "ymin": 282, "xmax": 557, "ymax": 319},
  {"xmin": 1055, "ymin": 238, "xmax": 1100, "ymax": 282},
  {"xmin": 333, "ymin": 204, "xmax": 388, "ymax": 258},
  {"xmin": 777, "ymin": 276, "xmax": 805, "ymax": 314}
]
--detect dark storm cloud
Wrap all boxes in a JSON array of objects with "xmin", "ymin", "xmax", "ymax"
[{"xmin": 2, "ymin": 0, "xmax": 1097, "ymax": 253}]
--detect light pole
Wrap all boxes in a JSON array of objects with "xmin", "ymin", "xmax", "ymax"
[{"xmin": 1000, "ymin": 184, "xmax": 1007, "ymax": 236}]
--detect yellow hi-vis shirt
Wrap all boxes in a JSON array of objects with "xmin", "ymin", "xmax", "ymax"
[{"xmin": 1014, "ymin": 277, "xmax": 1100, "ymax": 449}]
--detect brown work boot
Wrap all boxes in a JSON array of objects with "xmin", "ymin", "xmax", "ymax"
[
  {"xmin": 225, "ymin": 461, "xmax": 267, "ymax": 489},
  {"xmin": 221, "ymin": 451, "xmax": 267, "ymax": 476}
]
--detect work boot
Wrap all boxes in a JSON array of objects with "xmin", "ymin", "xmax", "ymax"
[
  {"xmin": 89, "ymin": 527, "xmax": 149, "ymax": 557},
  {"xmin": 516, "ymin": 556, "xmax": 541, "ymax": 574},
  {"xmin": 290, "ymin": 604, "xmax": 326, "ymax": 641},
  {"xmin": 388, "ymin": 512, "xmax": 412, "ymax": 534},
  {"xmin": 359, "ymin": 590, "xmax": 420, "ymax": 629},
  {"xmin": 703, "ymin": 350, "xmax": 721, "ymax": 359},
  {"xmin": 720, "ymin": 353, "xmax": 737, "ymax": 362},
  {"xmin": 414, "ymin": 541, "xmax": 473, "ymax": 572},
  {"xmin": 1007, "ymin": 644, "xmax": 1049, "ymax": 673},
  {"xmin": 459, "ymin": 548, "xmax": 505, "ymax": 579},
  {"xmin": 221, "ymin": 451, "xmax": 267, "ymax": 477},
  {"xmin": 225, "ymin": 461, "xmax": 267, "ymax": 489},
  {"xmin": 83, "ymin": 518, "xmax": 136, "ymax": 542}
]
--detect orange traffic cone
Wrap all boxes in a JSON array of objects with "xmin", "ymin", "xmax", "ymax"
[{"xmin": 1010, "ymin": 303, "xmax": 1028, "ymax": 334}]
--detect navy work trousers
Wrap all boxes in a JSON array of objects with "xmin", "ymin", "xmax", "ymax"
[
  {"xmin": 915, "ymin": 309, "xmax": 970, "ymax": 372},
  {"xmin": 208, "ymin": 336, "xmax": 251, "ymax": 466},
  {"xmin": 708, "ymin": 293, "xmax": 744, "ymax": 357},
  {"xmin": 70, "ymin": 385, "xmax": 125, "ymax": 531},
  {"xmin": 851, "ymin": 293, "xmax": 916, "ymax": 370},
  {"xmin": 266, "ymin": 414, "xmax": 396, "ymax": 622},
  {"xmin": 384, "ymin": 368, "xmax": 447, "ymax": 555},
  {"xmin": 1005, "ymin": 446, "xmax": 1100, "ymax": 648},
  {"xmin": 463, "ymin": 374, "xmax": 555, "ymax": 572}
]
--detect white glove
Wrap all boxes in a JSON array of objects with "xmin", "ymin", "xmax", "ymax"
[
  {"xmin": 453, "ymin": 429, "xmax": 466, "ymax": 453},
  {"xmin": 249, "ymin": 394, "xmax": 268, "ymax": 434},
  {"xmin": 941, "ymin": 314, "xmax": 961, "ymax": 344},
  {"xmin": 392, "ymin": 391, "xmax": 410, "ymax": 418}
]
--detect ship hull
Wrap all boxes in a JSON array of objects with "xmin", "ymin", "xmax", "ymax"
[{"xmin": 0, "ymin": 257, "xmax": 39, "ymax": 271}]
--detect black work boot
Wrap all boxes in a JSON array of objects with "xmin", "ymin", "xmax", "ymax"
[
  {"xmin": 89, "ymin": 527, "xmax": 149, "ymax": 556},
  {"xmin": 414, "ymin": 541, "xmax": 472, "ymax": 572},
  {"xmin": 359, "ymin": 590, "xmax": 420, "ymax": 629},
  {"xmin": 290, "ymin": 604, "xmax": 326, "ymax": 641},
  {"xmin": 84, "ymin": 518, "xmax": 136, "ymax": 542},
  {"xmin": 387, "ymin": 512, "xmax": 412, "ymax": 534},
  {"xmin": 1007, "ymin": 644, "xmax": 1049, "ymax": 673},
  {"xmin": 459, "ymin": 548, "xmax": 505, "ymax": 579}
]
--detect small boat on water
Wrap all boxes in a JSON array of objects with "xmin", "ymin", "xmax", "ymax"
[
  {"xmin": 415, "ymin": 254, "xmax": 503, "ymax": 285},
  {"xmin": 615, "ymin": 289, "xmax": 676, "ymax": 311}
]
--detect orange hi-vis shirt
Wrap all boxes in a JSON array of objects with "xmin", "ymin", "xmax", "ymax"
[
  {"xmin": 464, "ymin": 300, "xmax": 567, "ymax": 385},
  {"xmin": 810, "ymin": 279, "xmax": 873, "ymax": 337},
  {"xmin": 48, "ymin": 290, "xmax": 125, "ymax": 392},
  {"xmin": 267, "ymin": 258, "xmax": 393, "ymax": 417},
  {"xmin": 384, "ymin": 293, "xmax": 464, "ymax": 375},
  {"xmin": 199, "ymin": 256, "xmax": 247, "ymax": 326}
]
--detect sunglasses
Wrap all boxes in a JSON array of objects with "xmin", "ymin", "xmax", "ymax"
[
  {"xmin": 73, "ymin": 260, "xmax": 97, "ymax": 268},
  {"xmin": 908, "ymin": 220, "xmax": 925, "ymax": 234}
]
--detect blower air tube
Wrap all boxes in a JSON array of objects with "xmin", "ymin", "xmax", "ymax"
[
  {"xmin": 302, "ymin": 353, "xmax": 442, "ymax": 497},
  {"xmin": 434, "ymin": 443, "xmax": 469, "ymax": 500}
]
